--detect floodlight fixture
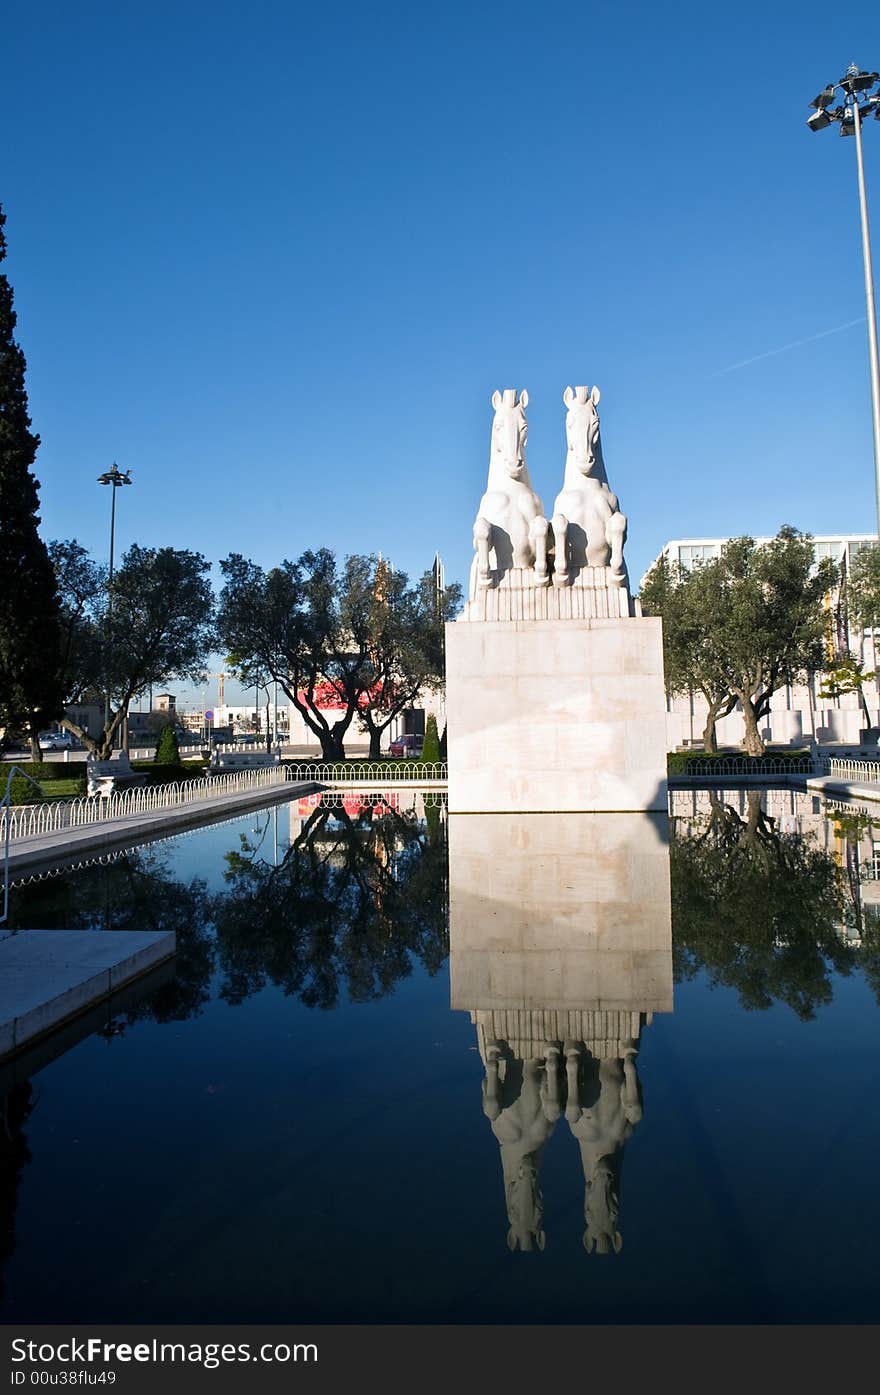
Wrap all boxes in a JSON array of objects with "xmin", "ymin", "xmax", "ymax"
[
  {"xmin": 805, "ymin": 63, "xmax": 880, "ymax": 536},
  {"xmin": 810, "ymin": 85, "xmax": 836, "ymax": 110}
]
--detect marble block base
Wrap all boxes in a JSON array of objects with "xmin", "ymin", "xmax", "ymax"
[{"xmin": 444, "ymin": 616, "xmax": 667, "ymax": 812}]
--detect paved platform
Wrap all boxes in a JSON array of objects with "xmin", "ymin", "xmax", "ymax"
[
  {"xmin": 4, "ymin": 778, "xmax": 319, "ymax": 876},
  {"xmin": 806, "ymin": 775, "xmax": 880, "ymax": 806},
  {"xmin": 0, "ymin": 929, "xmax": 176, "ymax": 1058}
]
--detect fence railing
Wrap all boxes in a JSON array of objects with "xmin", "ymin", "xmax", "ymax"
[
  {"xmin": 823, "ymin": 756, "xmax": 880, "ymax": 784},
  {"xmin": 0, "ymin": 763, "xmax": 291, "ymax": 842},
  {"xmin": 668, "ymin": 754, "xmax": 815, "ymax": 779},
  {"xmin": 284, "ymin": 761, "xmax": 448, "ymax": 785}
]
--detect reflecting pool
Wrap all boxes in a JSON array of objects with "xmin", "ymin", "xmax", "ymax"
[{"xmin": 2, "ymin": 786, "xmax": 880, "ymax": 1323}]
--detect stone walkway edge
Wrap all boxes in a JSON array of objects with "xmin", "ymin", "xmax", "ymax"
[{"xmin": 4, "ymin": 778, "xmax": 322, "ymax": 876}]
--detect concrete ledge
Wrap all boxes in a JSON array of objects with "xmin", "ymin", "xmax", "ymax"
[
  {"xmin": 0, "ymin": 929, "xmax": 176, "ymax": 1058},
  {"xmin": 806, "ymin": 775, "xmax": 880, "ymax": 805},
  {"xmin": 5, "ymin": 779, "xmax": 321, "ymax": 877}
]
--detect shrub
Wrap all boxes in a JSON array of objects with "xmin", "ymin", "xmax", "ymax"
[
  {"xmin": 5, "ymin": 774, "xmax": 45, "ymax": 805},
  {"xmin": 12, "ymin": 760, "xmax": 87, "ymax": 782},
  {"xmin": 438, "ymin": 723, "xmax": 447, "ymax": 760},
  {"xmin": 154, "ymin": 724, "xmax": 181, "ymax": 764},
  {"xmin": 421, "ymin": 714, "xmax": 441, "ymax": 764}
]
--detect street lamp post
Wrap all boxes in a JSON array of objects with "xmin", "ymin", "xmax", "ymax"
[
  {"xmin": 807, "ymin": 65, "xmax": 880, "ymax": 534},
  {"xmin": 97, "ymin": 463, "xmax": 133, "ymax": 737}
]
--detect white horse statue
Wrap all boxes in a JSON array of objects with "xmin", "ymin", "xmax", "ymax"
[
  {"xmin": 482, "ymin": 1040, "xmax": 562, "ymax": 1251},
  {"xmin": 551, "ymin": 385, "xmax": 628, "ymax": 588},
  {"xmin": 472, "ymin": 389, "xmax": 550, "ymax": 590},
  {"xmin": 564, "ymin": 1041, "xmax": 642, "ymax": 1255}
]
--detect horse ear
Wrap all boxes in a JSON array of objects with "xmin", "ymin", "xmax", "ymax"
[
  {"xmin": 519, "ymin": 389, "xmax": 529, "ymax": 408},
  {"xmin": 613, "ymin": 1231, "xmax": 623, "ymax": 1254},
  {"xmin": 492, "ymin": 390, "xmax": 502, "ymax": 410},
  {"xmin": 507, "ymin": 1228, "xmax": 518, "ymax": 1251},
  {"xmin": 563, "ymin": 386, "xmax": 575, "ymax": 406},
  {"xmin": 590, "ymin": 385, "xmax": 601, "ymax": 406},
  {"xmin": 536, "ymin": 1230, "xmax": 546, "ymax": 1251},
  {"xmin": 583, "ymin": 1230, "xmax": 595, "ymax": 1253}
]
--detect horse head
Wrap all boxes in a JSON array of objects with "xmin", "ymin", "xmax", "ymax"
[
  {"xmin": 563, "ymin": 384, "xmax": 604, "ymax": 479},
  {"xmin": 583, "ymin": 1157, "xmax": 622, "ymax": 1255},
  {"xmin": 506, "ymin": 1157, "xmax": 546, "ymax": 1252},
  {"xmin": 490, "ymin": 388, "xmax": 530, "ymax": 481}
]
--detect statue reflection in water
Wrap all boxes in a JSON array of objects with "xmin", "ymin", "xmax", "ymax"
[
  {"xmin": 474, "ymin": 1011, "xmax": 649, "ymax": 1254},
  {"xmin": 450, "ymin": 810, "xmax": 671, "ymax": 1255}
]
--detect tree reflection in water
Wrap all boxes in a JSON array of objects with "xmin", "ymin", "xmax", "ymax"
[
  {"xmin": 7, "ymin": 849, "xmax": 215, "ymax": 1025},
  {"xmin": 671, "ymin": 790, "xmax": 859, "ymax": 1019},
  {"xmin": 212, "ymin": 793, "xmax": 449, "ymax": 1009}
]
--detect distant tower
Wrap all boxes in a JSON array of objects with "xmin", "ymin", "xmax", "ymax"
[
  {"xmin": 432, "ymin": 552, "xmax": 445, "ymax": 615},
  {"xmin": 374, "ymin": 554, "xmax": 390, "ymax": 604}
]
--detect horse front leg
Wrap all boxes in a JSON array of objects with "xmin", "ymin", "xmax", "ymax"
[
  {"xmin": 482, "ymin": 1040, "xmax": 502, "ymax": 1121},
  {"xmin": 473, "ymin": 516, "xmax": 492, "ymax": 588},
  {"xmin": 542, "ymin": 1043, "xmax": 562, "ymax": 1121},
  {"xmin": 606, "ymin": 510, "xmax": 627, "ymax": 585},
  {"xmin": 621, "ymin": 1044, "xmax": 642, "ymax": 1126},
  {"xmin": 531, "ymin": 515, "xmax": 550, "ymax": 586},
  {"xmin": 552, "ymin": 513, "xmax": 570, "ymax": 586},
  {"xmin": 564, "ymin": 1041, "xmax": 582, "ymax": 1122}
]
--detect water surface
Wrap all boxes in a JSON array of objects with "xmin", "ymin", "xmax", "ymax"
[{"xmin": 2, "ymin": 786, "xmax": 879, "ymax": 1323}]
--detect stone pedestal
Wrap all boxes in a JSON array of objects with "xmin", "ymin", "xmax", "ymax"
[
  {"xmin": 445, "ymin": 613, "xmax": 668, "ymax": 813},
  {"xmin": 448, "ymin": 811, "xmax": 673, "ymax": 1020}
]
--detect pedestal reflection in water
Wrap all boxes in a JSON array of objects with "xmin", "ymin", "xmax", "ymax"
[{"xmin": 449, "ymin": 811, "xmax": 672, "ymax": 1256}]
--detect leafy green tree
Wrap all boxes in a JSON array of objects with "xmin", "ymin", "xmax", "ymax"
[
  {"xmin": 218, "ymin": 550, "xmax": 461, "ymax": 761},
  {"xmin": 849, "ymin": 542, "xmax": 880, "ymax": 637},
  {"xmin": 642, "ymin": 529, "xmax": 836, "ymax": 755},
  {"xmin": 51, "ymin": 541, "xmax": 215, "ymax": 758},
  {"xmin": 421, "ymin": 712, "xmax": 440, "ymax": 763},
  {"xmin": 818, "ymin": 654, "xmax": 875, "ymax": 728},
  {"xmin": 0, "ymin": 204, "xmax": 65, "ymax": 757},
  {"xmin": 671, "ymin": 791, "xmax": 855, "ymax": 1019},
  {"xmin": 154, "ymin": 723, "xmax": 181, "ymax": 764},
  {"xmin": 640, "ymin": 556, "xmax": 736, "ymax": 751}
]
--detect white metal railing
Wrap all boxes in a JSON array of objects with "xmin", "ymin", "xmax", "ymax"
[
  {"xmin": 824, "ymin": 756, "xmax": 880, "ymax": 784},
  {"xmin": 0, "ymin": 763, "xmax": 290, "ymax": 842},
  {"xmin": 283, "ymin": 761, "xmax": 448, "ymax": 785}
]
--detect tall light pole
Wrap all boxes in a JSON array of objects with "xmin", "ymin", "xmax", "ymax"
[
  {"xmin": 807, "ymin": 65, "xmax": 880, "ymax": 534},
  {"xmin": 97, "ymin": 463, "xmax": 133, "ymax": 734}
]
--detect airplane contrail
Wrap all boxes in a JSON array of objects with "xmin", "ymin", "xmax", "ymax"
[{"xmin": 709, "ymin": 316, "xmax": 865, "ymax": 377}]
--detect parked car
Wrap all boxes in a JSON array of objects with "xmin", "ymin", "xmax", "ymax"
[
  {"xmin": 37, "ymin": 731, "xmax": 74, "ymax": 751},
  {"xmin": 389, "ymin": 733, "xmax": 424, "ymax": 759}
]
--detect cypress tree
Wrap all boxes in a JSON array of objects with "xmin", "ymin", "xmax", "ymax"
[
  {"xmin": 0, "ymin": 204, "xmax": 64, "ymax": 756},
  {"xmin": 421, "ymin": 712, "xmax": 440, "ymax": 763},
  {"xmin": 154, "ymin": 723, "xmax": 181, "ymax": 765}
]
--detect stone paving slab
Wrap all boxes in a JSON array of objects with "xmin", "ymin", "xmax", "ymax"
[{"xmin": 0, "ymin": 929, "xmax": 176, "ymax": 1058}]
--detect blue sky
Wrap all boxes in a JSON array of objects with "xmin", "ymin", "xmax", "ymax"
[{"xmin": 3, "ymin": 0, "xmax": 879, "ymax": 707}]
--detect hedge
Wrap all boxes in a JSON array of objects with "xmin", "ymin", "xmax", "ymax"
[
  {"xmin": 667, "ymin": 749, "xmax": 813, "ymax": 775},
  {"xmin": 6, "ymin": 760, "xmax": 89, "ymax": 783}
]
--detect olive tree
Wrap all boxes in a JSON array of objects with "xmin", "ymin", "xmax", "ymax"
[
  {"xmin": 642, "ymin": 528, "xmax": 836, "ymax": 755},
  {"xmin": 218, "ymin": 549, "xmax": 460, "ymax": 760},
  {"xmin": 51, "ymin": 540, "xmax": 215, "ymax": 758}
]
